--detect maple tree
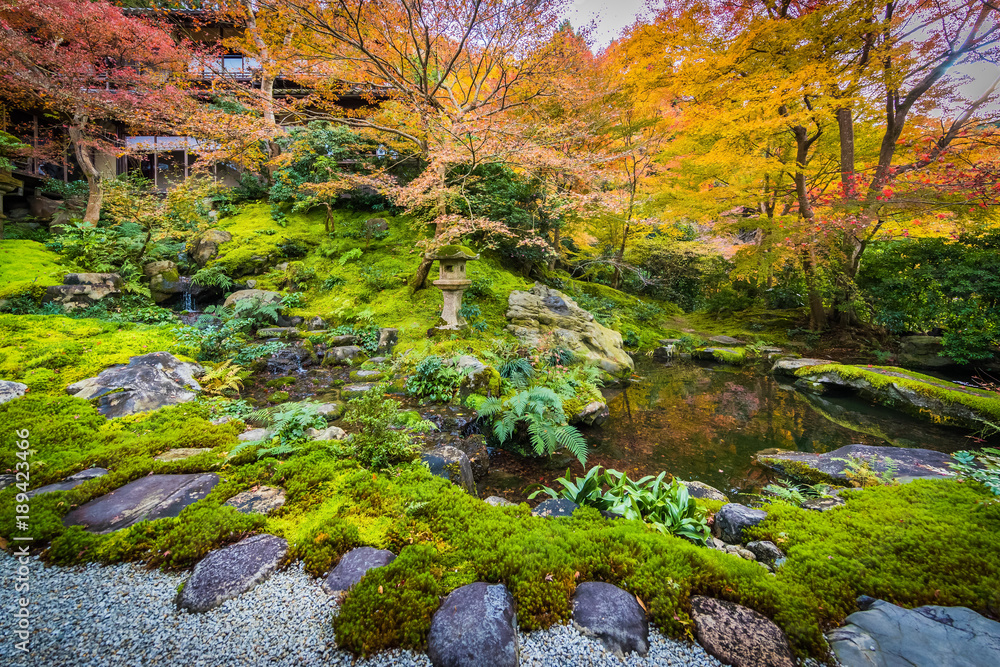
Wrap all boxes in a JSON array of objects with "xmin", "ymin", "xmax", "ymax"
[
  {"xmin": 264, "ymin": 0, "xmax": 576, "ymax": 288},
  {"xmin": 620, "ymin": 0, "xmax": 1000, "ymax": 329},
  {"xmin": 0, "ymin": 0, "xmax": 194, "ymax": 223}
]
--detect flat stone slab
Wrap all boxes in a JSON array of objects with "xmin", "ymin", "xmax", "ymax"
[
  {"xmin": 690, "ymin": 596, "xmax": 795, "ymax": 667},
  {"xmin": 224, "ymin": 486, "xmax": 286, "ymax": 515},
  {"xmin": 757, "ymin": 444, "xmax": 954, "ymax": 485},
  {"xmin": 28, "ymin": 468, "xmax": 108, "ymax": 497},
  {"xmin": 238, "ymin": 428, "xmax": 273, "ymax": 442},
  {"xmin": 66, "ymin": 352, "xmax": 203, "ymax": 418},
  {"xmin": 63, "ymin": 473, "xmax": 219, "ymax": 533},
  {"xmin": 0, "ymin": 380, "xmax": 28, "ymax": 404},
  {"xmin": 828, "ymin": 598, "xmax": 1000, "ymax": 667},
  {"xmin": 532, "ymin": 498, "xmax": 579, "ymax": 518},
  {"xmin": 708, "ymin": 335, "xmax": 743, "ymax": 345},
  {"xmin": 427, "ymin": 582, "xmax": 519, "ymax": 667},
  {"xmin": 154, "ymin": 448, "xmax": 212, "ymax": 462},
  {"xmin": 573, "ymin": 581, "xmax": 649, "ymax": 657},
  {"xmin": 256, "ymin": 327, "xmax": 300, "ymax": 338},
  {"xmin": 484, "ymin": 496, "xmax": 516, "ymax": 507},
  {"xmin": 771, "ymin": 357, "xmax": 836, "ymax": 376},
  {"xmin": 177, "ymin": 534, "xmax": 288, "ymax": 612},
  {"xmin": 322, "ymin": 546, "xmax": 396, "ymax": 594}
]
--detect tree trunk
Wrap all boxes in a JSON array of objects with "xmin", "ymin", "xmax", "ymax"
[
  {"xmin": 409, "ymin": 256, "xmax": 434, "ymax": 291},
  {"xmin": 548, "ymin": 226, "xmax": 560, "ymax": 272},
  {"xmin": 68, "ymin": 119, "xmax": 103, "ymax": 225},
  {"xmin": 836, "ymin": 107, "xmax": 856, "ymax": 199},
  {"xmin": 802, "ymin": 250, "xmax": 827, "ymax": 330}
]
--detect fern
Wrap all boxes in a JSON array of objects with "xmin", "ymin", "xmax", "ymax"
[
  {"xmin": 479, "ymin": 387, "xmax": 588, "ymax": 465},
  {"xmin": 191, "ymin": 265, "xmax": 235, "ymax": 290},
  {"xmin": 199, "ymin": 360, "xmax": 245, "ymax": 397}
]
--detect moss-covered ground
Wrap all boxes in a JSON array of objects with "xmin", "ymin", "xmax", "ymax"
[
  {"xmin": 1, "ymin": 395, "xmax": 998, "ymax": 661},
  {"xmin": 0, "ymin": 239, "xmax": 67, "ymax": 298},
  {"xmin": 0, "ymin": 314, "xmax": 192, "ymax": 394}
]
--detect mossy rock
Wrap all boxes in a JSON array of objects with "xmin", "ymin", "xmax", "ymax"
[
  {"xmin": 349, "ymin": 369, "xmax": 384, "ymax": 382},
  {"xmin": 266, "ymin": 376, "xmax": 297, "ymax": 389},
  {"xmin": 694, "ymin": 347, "xmax": 748, "ymax": 365},
  {"xmin": 794, "ymin": 364, "xmax": 1000, "ymax": 429},
  {"xmin": 269, "ymin": 391, "xmax": 290, "ymax": 403}
]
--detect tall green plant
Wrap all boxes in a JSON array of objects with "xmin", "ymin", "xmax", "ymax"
[{"xmin": 343, "ymin": 384, "xmax": 418, "ymax": 469}]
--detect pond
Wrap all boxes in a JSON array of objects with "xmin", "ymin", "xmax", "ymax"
[{"xmin": 480, "ymin": 358, "xmax": 981, "ymax": 502}]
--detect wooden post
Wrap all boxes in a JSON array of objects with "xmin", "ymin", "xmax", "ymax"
[
  {"xmin": 153, "ymin": 136, "xmax": 159, "ymax": 190},
  {"xmin": 31, "ymin": 115, "xmax": 38, "ymax": 174},
  {"xmin": 184, "ymin": 139, "xmax": 189, "ymax": 180}
]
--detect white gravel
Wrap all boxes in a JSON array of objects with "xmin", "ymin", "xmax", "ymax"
[{"xmin": 1, "ymin": 552, "xmax": 724, "ymax": 666}]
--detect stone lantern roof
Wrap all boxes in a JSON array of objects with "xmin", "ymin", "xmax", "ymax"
[{"xmin": 427, "ymin": 245, "xmax": 479, "ymax": 261}]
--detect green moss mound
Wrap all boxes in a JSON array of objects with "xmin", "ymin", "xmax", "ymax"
[{"xmin": 0, "ymin": 240, "xmax": 66, "ymax": 298}]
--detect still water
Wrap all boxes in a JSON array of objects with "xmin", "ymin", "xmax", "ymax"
[{"xmin": 481, "ymin": 358, "xmax": 976, "ymax": 501}]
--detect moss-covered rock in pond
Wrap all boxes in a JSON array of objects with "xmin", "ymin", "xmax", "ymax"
[
  {"xmin": 349, "ymin": 369, "xmax": 383, "ymax": 382},
  {"xmin": 266, "ymin": 376, "xmax": 297, "ymax": 389},
  {"xmin": 268, "ymin": 391, "xmax": 290, "ymax": 403},
  {"xmin": 756, "ymin": 444, "xmax": 955, "ymax": 485},
  {"xmin": 794, "ymin": 364, "xmax": 1000, "ymax": 428},
  {"xmin": 694, "ymin": 347, "xmax": 748, "ymax": 364}
]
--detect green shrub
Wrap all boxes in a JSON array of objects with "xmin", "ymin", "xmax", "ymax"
[
  {"xmin": 405, "ymin": 355, "xmax": 463, "ymax": 403},
  {"xmin": 479, "ymin": 387, "xmax": 588, "ymax": 465},
  {"xmin": 342, "ymin": 385, "xmax": 418, "ymax": 469}
]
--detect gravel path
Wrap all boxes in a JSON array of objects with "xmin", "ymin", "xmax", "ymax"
[{"xmin": 1, "ymin": 552, "xmax": 722, "ymax": 666}]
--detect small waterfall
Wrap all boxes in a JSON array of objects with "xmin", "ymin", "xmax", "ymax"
[{"xmin": 179, "ymin": 276, "xmax": 196, "ymax": 312}]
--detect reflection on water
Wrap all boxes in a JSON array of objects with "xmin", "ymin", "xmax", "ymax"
[{"xmin": 481, "ymin": 359, "xmax": 978, "ymax": 502}]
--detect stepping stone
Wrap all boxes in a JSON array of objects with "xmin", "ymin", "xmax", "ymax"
[
  {"xmin": 427, "ymin": 582, "xmax": 518, "ymax": 667},
  {"xmin": 713, "ymin": 503, "xmax": 767, "ymax": 544},
  {"xmin": 572, "ymin": 581, "xmax": 649, "ymax": 657},
  {"xmin": 316, "ymin": 402, "xmax": 343, "ymax": 422},
  {"xmin": 154, "ymin": 447, "xmax": 211, "ymax": 462},
  {"xmin": 0, "ymin": 380, "xmax": 28, "ymax": 404},
  {"xmin": 63, "ymin": 473, "xmax": 219, "ymax": 533},
  {"xmin": 177, "ymin": 534, "xmax": 288, "ymax": 612},
  {"xmin": 484, "ymin": 496, "xmax": 515, "ymax": 507},
  {"xmin": 306, "ymin": 426, "xmax": 347, "ymax": 441},
  {"xmin": 341, "ymin": 383, "xmax": 376, "ymax": 399},
  {"xmin": 224, "ymin": 486, "xmax": 286, "ymax": 515},
  {"xmin": 690, "ymin": 596, "xmax": 795, "ymax": 667},
  {"xmin": 238, "ymin": 428, "xmax": 273, "ymax": 442},
  {"xmin": 350, "ymin": 369, "xmax": 383, "ymax": 381},
  {"xmin": 324, "ymin": 345, "xmax": 364, "ymax": 365},
  {"xmin": 709, "ymin": 335, "xmax": 743, "ymax": 345},
  {"xmin": 828, "ymin": 598, "xmax": 1000, "ymax": 667},
  {"xmin": 256, "ymin": 327, "xmax": 300, "ymax": 339},
  {"xmin": 422, "ymin": 446, "xmax": 475, "ymax": 493},
  {"xmin": 532, "ymin": 498, "xmax": 579, "ymax": 518},
  {"xmin": 28, "ymin": 468, "xmax": 108, "ymax": 497},
  {"xmin": 322, "ymin": 547, "xmax": 396, "ymax": 595}
]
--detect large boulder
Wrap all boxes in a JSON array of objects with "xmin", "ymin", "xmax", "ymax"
[
  {"xmin": 376, "ymin": 327, "xmax": 398, "ymax": 355},
  {"xmin": 63, "ymin": 473, "xmax": 219, "ymax": 533},
  {"xmin": 323, "ymin": 345, "xmax": 365, "ymax": 366},
  {"xmin": 427, "ymin": 582, "xmax": 519, "ymax": 667},
  {"xmin": 222, "ymin": 288, "xmax": 282, "ymax": 309},
  {"xmin": 795, "ymin": 364, "xmax": 997, "ymax": 429},
  {"xmin": 422, "ymin": 446, "xmax": 476, "ymax": 494},
  {"xmin": 452, "ymin": 434, "xmax": 490, "ymax": 481},
  {"xmin": 713, "ymin": 503, "xmax": 767, "ymax": 544},
  {"xmin": 899, "ymin": 335, "xmax": 954, "ymax": 369},
  {"xmin": 190, "ymin": 228, "xmax": 232, "ymax": 266},
  {"xmin": 572, "ymin": 581, "xmax": 649, "ymax": 657},
  {"xmin": 690, "ymin": 596, "xmax": 795, "ymax": 667},
  {"xmin": 27, "ymin": 468, "xmax": 108, "ymax": 497},
  {"xmin": 757, "ymin": 444, "xmax": 955, "ymax": 485},
  {"xmin": 0, "ymin": 380, "xmax": 27, "ymax": 404},
  {"xmin": 322, "ymin": 546, "xmax": 396, "ymax": 595},
  {"xmin": 679, "ymin": 480, "xmax": 729, "ymax": 503},
  {"xmin": 177, "ymin": 534, "xmax": 287, "ymax": 612},
  {"xmin": 505, "ymin": 284, "xmax": 633, "ymax": 374},
  {"xmin": 66, "ymin": 352, "xmax": 203, "ymax": 418},
  {"xmin": 532, "ymin": 498, "xmax": 579, "ymax": 518},
  {"xmin": 828, "ymin": 598, "xmax": 1000, "ymax": 667},
  {"xmin": 44, "ymin": 273, "xmax": 121, "ymax": 309}
]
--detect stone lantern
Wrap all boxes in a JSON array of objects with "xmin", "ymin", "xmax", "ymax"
[{"xmin": 429, "ymin": 245, "xmax": 479, "ymax": 331}]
